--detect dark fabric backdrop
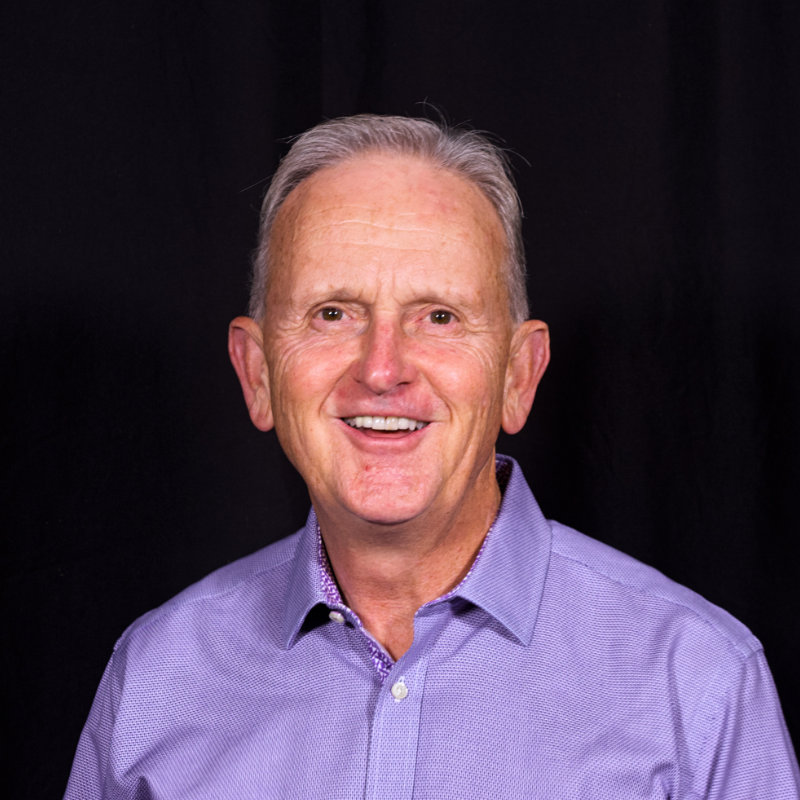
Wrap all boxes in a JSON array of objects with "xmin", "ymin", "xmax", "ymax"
[{"xmin": 3, "ymin": 1, "xmax": 799, "ymax": 795}]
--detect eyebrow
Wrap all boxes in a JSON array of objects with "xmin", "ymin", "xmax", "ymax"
[{"xmin": 295, "ymin": 287, "xmax": 489, "ymax": 317}]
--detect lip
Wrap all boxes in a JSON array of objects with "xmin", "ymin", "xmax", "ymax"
[
  {"xmin": 336, "ymin": 417, "xmax": 430, "ymax": 452},
  {"xmin": 342, "ymin": 414, "xmax": 428, "ymax": 432}
]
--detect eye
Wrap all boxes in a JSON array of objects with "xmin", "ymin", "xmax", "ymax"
[
  {"xmin": 429, "ymin": 309, "xmax": 454, "ymax": 325},
  {"xmin": 318, "ymin": 307, "xmax": 344, "ymax": 322}
]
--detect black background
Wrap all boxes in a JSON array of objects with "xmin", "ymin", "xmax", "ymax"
[{"xmin": 4, "ymin": 1, "xmax": 799, "ymax": 795}]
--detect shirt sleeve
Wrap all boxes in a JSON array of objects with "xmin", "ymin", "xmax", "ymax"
[
  {"xmin": 691, "ymin": 648, "xmax": 800, "ymax": 798},
  {"xmin": 63, "ymin": 654, "xmax": 120, "ymax": 800}
]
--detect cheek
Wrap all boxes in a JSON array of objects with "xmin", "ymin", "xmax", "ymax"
[
  {"xmin": 420, "ymin": 341, "xmax": 506, "ymax": 408},
  {"xmin": 269, "ymin": 339, "xmax": 354, "ymax": 413}
]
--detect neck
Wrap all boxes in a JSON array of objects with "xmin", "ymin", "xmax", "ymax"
[{"xmin": 315, "ymin": 469, "xmax": 501, "ymax": 660}]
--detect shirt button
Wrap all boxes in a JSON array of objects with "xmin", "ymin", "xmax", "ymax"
[
  {"xmin": 328, "ymin": 610, "xmax": 346, "ymax": 624},
  {"xmin": 391, "ymin": 679, "xmax": 408, "ymax": 701}
]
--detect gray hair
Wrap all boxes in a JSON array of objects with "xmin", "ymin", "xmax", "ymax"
[{"xmin": 249, "ymin": 114, "xmax": 529, "ymax": 324}]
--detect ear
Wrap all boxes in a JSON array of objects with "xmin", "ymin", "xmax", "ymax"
[
  {"xmin": 228, "ymin": 316, "xmax": 274, "ymax": 431},
  {"xmin": 501, "ymin": 319, "xmax": 550, "ymax": 435}
]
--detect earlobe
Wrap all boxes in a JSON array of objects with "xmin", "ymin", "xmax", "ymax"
[
  {"xmin": 501, "ymin": 320, "xmax": 550, "ymax": 435},
  {"xmin": 228, "ymin": 316, "xmax": 274, "ymax": 432}
]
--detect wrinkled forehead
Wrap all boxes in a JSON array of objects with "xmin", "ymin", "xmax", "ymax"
[{"xmin": 268, "ymin": 153, "xmax": 507, "ymax": 283}]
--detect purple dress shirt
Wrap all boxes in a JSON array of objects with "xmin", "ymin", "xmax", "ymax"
[{"xmin": 65, "ymin": 455, "xmax": 800, "ymax": 798}]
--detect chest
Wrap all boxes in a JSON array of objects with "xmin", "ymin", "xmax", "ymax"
[{"xmin": 111, "ymin": 619, "xmax": 684, "ymax": 799}]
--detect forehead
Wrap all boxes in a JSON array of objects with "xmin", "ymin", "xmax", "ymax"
[{"xmin": 269, "ymin": 153, "xmax": 506, "ymax": 290}]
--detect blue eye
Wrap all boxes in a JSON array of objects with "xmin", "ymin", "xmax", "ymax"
[
  {"xmin": 320, "ymin": 307, "xmax": 343, "ymax": 321},
  {"xmin": 430, "ymin": 310, "xmax": 453, "ymax": 325}
]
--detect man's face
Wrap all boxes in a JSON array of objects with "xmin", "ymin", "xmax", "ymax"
[{"xmin": 257, "ymin": 153, "xmax": 527, "ymax": 529}]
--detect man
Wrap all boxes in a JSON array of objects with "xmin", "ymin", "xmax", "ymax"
[{"xmin": 66, "ymin": 115, "xmax": 799, "ymax": 798}]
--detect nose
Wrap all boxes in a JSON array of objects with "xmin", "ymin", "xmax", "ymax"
[{"xmin": 354, "ymin": 317, "xmax": 415, "ymax": 394}]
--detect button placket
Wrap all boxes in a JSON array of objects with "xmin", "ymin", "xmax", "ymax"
[{"xmin": 364, "ymin": 657, "xmax": 428, "ymax": 800}]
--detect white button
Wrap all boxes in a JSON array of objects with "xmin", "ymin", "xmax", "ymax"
[
  {"xmin": 391, "ymin": 679, "xmax": 408, "ymax": 701},
  {"xmin": 328, "ymin": 610, "xmax": 345, "ymax": 624}
]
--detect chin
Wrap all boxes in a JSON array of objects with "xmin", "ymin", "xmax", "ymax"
[
  {"xmin": 343, "ymin": 498, "xmax": 428, "ymax": 527},
  {"xmin": 339, "ymin": 480, "xmax": 436, "ymax": 527}
]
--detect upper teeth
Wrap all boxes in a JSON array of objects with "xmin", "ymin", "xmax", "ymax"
[{"xmin": 344, "ymin": 416, "xmax": 427, "ymax": 431}]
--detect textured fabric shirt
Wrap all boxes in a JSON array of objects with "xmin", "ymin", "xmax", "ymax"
[{"xmin": 65, "ymin": 455, "xmax": 800, "ymax": 799}]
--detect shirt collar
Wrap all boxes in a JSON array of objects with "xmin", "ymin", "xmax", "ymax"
[
  {"xmin": 281, "ymin": 508, "xmax": 332, "ymax": 649},
  {"xmin": 281, "ymin": 454, "xmax": 552, "ymax": 649},
  {"xmin": 446, "ymin": 454, "xmax": 552, "ymax": 646}
]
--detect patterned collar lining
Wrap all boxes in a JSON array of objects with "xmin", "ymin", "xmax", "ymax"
[{"xmin": 315, "ymin": 456, "xmax": 512, "ymax": 681}]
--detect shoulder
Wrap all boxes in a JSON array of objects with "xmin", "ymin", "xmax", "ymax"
[
  {"xmin": 536, "ymin": 520, "xmax": 772, "ymax": 762},
  {"xmin": 113, "ymin": 530, "xmax": 303, "ymax": 656},
  {"xmin": 545, "ymin": 520, "xmax": 762, "ymax": 662}
]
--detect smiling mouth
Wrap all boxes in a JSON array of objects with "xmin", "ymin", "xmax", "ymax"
[{"xmin": 343, "ymin": 415, "xmax": 428, "ymax": 431}]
